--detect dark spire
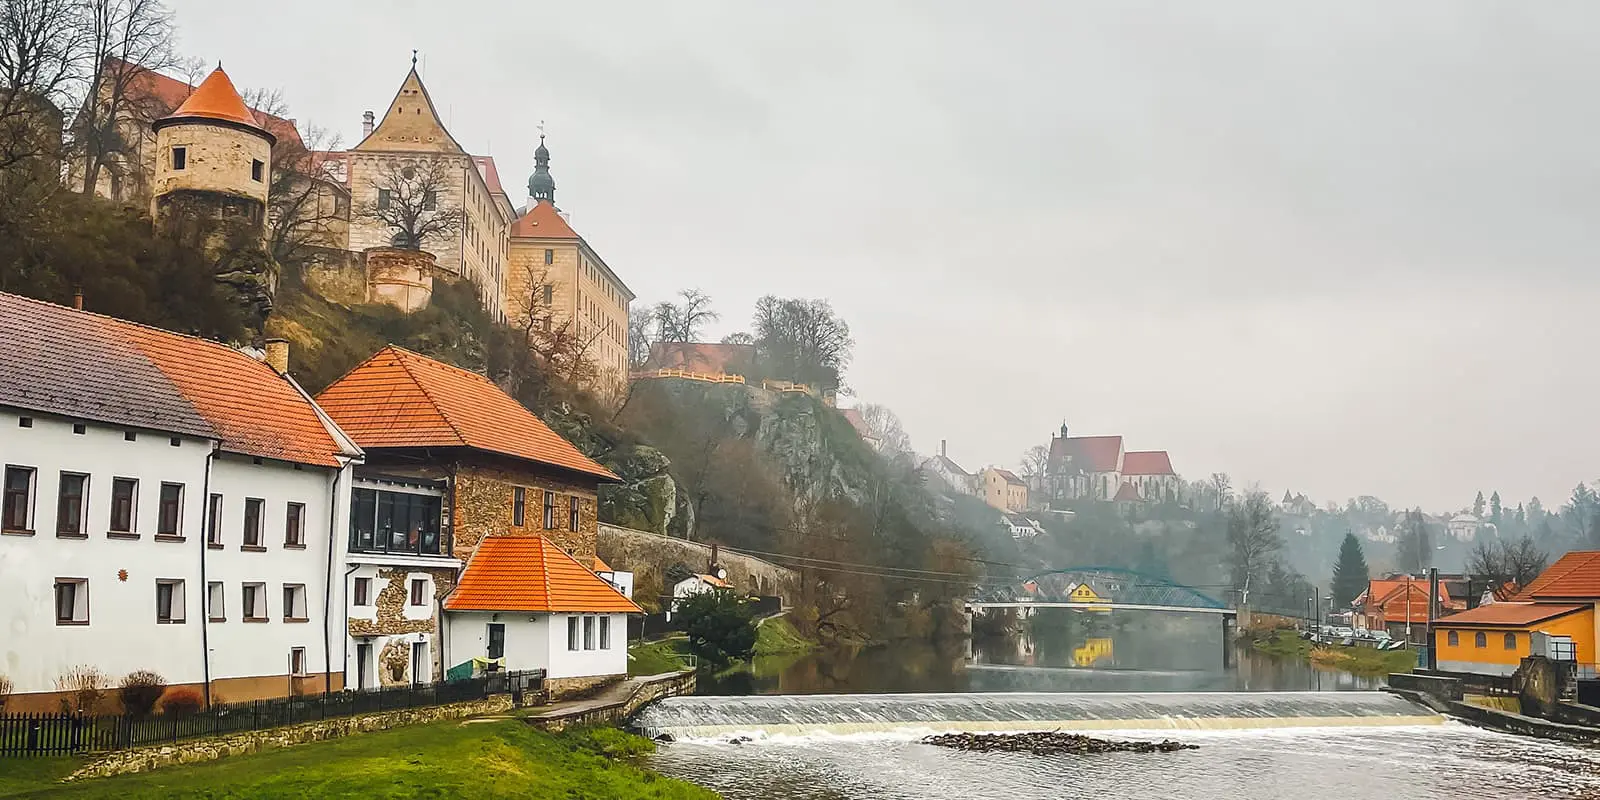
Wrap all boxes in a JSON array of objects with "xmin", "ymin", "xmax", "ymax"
[{"xmin": 527, "ymin": 125, "xmax": 556, "ymax": 204}]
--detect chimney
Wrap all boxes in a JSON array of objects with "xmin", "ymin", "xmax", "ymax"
[
  {"xmin": 263, "ymin": 338, "xmax": 289, "ymax": 375},
  {"xmin": 71, "ymin": 289, "xmax": 83, "ymax": 310},
  {"xmin": 940, "ymin": 439, "xmax": 947, "ymax": 457},
  {"xmin": 709, "ymin": 543, "xmax": 719, "ymax": 574},
  {"xmin": 362, "ymin": 110, "xmax": 374, "ymax": 138}
]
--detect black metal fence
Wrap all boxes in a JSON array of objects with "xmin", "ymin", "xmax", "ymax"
[{"xmin": 0, "ymin": 670, "xmax": 542, "ymax": 758}]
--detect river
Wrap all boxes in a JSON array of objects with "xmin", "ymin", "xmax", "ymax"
[{"xmin": 639, "ymin": 628, "xmax": 1600, "ymax": 799}]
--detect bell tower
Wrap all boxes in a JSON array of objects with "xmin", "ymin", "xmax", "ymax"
[{"xmin": 527, "ymin": 126, "xmax": 556, "ymax": 206}]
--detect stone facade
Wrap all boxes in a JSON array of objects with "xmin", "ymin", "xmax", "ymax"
[
  {"xmin": 151, "ymin": 119, "xmax": 271, "ymax": 215},
  {"xmin": 453, "ymin": 463, "xmax": 598, "ymax": 567},
  {"xmin": 596, "ymin": 523, "xmax": 797, "ymax": 607},
  {"xmin": 506, "ymin": 234, "xmax": 629, "ymax": 386},
  {"xmin": 544, "ymin": 673, "xmax": 623, "ymax": 702},
  {"xmin": 65, "ymin": 696, "xmax": 514, "ymax": 781},
  {"xmin": 364, "ymin": 247, "xmax": 435, "ymax": 311},
  {"xmin": 348, "ymin": 565, "xmax": 458, "ymax": 686}
]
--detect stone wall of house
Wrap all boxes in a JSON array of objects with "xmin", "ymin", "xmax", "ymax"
[
  {"xmin": 348, "ymin": 565, "xmax": 457, "ymax": 686},
  {"xmin": 596, "ymin": 524, "xmax": 797, "ymax": 607},
  {"xmin": 65, "ymin": 696, "xmax": 513, "ymax": 781},
  {"xmin": 453, "ymin": 465, "xmax": 598, "ymax": 566}
]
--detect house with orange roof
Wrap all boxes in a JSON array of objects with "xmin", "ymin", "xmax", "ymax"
[
  {"xmin": 1428, "ymin": 551, "xmax": 1600, "ymax": 678},
  {"xmin": 0, "ymin": 293, "xmax": 363, "ymax": 711},
  {"xmin": 315, "ymin": 345, "xmax": 619, "ymax": 689},
  {"xmin": 1353, "ymin": 576, "xmax": 1461, "ymax": 644},
  {"xmin": 443, "ymin": 536, "xmax": 641, "ymax": 698}
]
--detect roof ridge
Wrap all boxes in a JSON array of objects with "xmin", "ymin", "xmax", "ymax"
[
  {"xmin": 538, "ymin": 535, "xmax": 555, "ymax": 609},
  {"xmin": 386, "ymin": 346, "xmax": 472, "ymax": 449}
]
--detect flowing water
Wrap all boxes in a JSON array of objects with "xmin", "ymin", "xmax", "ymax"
[{"xmin": 640, "ymin": 633, "xmax": 1600, "ymax": 798}]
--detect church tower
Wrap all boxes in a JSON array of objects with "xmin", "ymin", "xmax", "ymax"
[
  {"xmin": 527, "ymin": 134, "xmax": 555, "ymax": 206},
  {"xmin": 150, "ymin": 66, "xmax": 274, "ymax": 236}
]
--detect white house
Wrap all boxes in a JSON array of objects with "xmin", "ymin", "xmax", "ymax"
[
  {"xmin": 594, "ymin": 557, "xmax": 634, "ymax": 599},
  {"xmin": 667, "ymin": 573, "xmax": 731, "ymax": 621},
  {"xmin": 1448, "ymin": 514, "xmax": 1482, "ymax": 542},
  {"xmin": 921, "ymin": 440, "xmax": 974, "ymax": 496},
  {"xmin": 0, "ymin": 292, "xmax": 361, "ymax": 711},
  {"xmin": 443, "ymin": 535, "xmax": 640, "ymax": 698},
  {"xmin": 1000, "ymin": 513, "xmax": 1045, "ymax": 539}
]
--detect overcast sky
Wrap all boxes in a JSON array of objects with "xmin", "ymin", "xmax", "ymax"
[{"xmin": 168, "ymin": 0, "xmax": 1600, "ymax": 512}]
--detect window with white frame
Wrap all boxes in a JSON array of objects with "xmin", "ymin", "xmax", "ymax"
[
  {"xmin": 353, "ymin": 577, "xmax": 372, "ymax": 606},
  {"xmin": 155, "ymin": 579, "xmax": 185, "ymax": 623},
  {"xmin": 55, "ymin": 578, "xmax": 88, "ymax": 624},
  {"xmin": 242, "ymin": 582, "xmax": 267, "ymax": 621},
  {"xmin": 599, "ymin": 616, "xmax": 611, "ymax": 650},
  {"xmin": 3, "ymin": 465, "xmax": 35, "ymax": 532},
  {"xmin": 285, "ymin": 502, "xmax": 305, "ymax": 547},
  {"xmin": 109, "ymin": 477, "xmax": 138, "ymax": 534},
  {"xmin": 567, "ymin": 616, "xmax": 580, "ymax": 651},
  {"xmin": 56, "ymin": 473, "xmax": 88, "ymax": 537},
  {"xmin": 157, "ymin": 483, "xmax": 184, "ymax": 537},
  {"xmin": 207, "ymin": 581, "xmax": 224, "ymax": 621},
  {"xmin": 583, "ymin": 615, "xmax": 595, "ymax": 650},
  {"xmin": 289, "ymin": 647, "xmax": 307, "ymax": 676},
  {"xmin": 282, "ymin": 584, "xmax": 308, "ymax": 621},
  {"xmin": 206, "ymin": 493, "xmax": 223, "ymax": 546},
  {"xmin": 242, "ymin": 498, "xmax": 264, "ymax": 547}
]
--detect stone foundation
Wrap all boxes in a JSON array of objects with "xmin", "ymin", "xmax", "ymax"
[
  {"xmin": 545, "ymin": 674, "xmax": 623, "ymax": 702},
  {"xmin": 66, "ymin": 695, "xmax": 513, "ymax": 781}
]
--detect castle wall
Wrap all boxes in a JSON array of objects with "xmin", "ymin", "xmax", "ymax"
[{"xmin": 151, "ymin": 121, "xmax": 271, "ymax": 215}]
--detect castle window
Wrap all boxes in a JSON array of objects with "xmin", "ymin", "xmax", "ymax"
[
  {"xmin": 544, "ymin": 249, "xmax": 553, "ymax": 265},
  {"xmin": 251, "ymin": 159, "xmax": 263, "ymax": 182},
  {"xmin": 171, "ymin": 146, "xmax": 186, "ymax": 170},
  {"xmin": 378, "ymin": 189, "xmax": 392, "ymax": 209},
  {"xmin": 423, "ymin": 191, "xmax": 437, "ymax": 211}
]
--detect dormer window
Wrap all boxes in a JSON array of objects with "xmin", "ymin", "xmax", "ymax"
[{"xmin": 172, "ymin": 147, "xmax": 186, "ymax": 170}]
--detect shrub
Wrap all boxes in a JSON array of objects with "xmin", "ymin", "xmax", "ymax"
[
  {"xmin": 160, "ymin": 687, "xmax": 204, "ymax": 716},
  {"xmin": 55, "ymin": 665, "xmax": 109, "ymax": 715},
  {"xmin": 678, "ymin": 588, "xmax": 757, "ymax": 668},
  {"xmin": 119, "ymin": 670, "xmax": 168, "ymax": 717},
  {"xmin": 0, "ymin": 673, "xmax": 12, "ymax": 711}
]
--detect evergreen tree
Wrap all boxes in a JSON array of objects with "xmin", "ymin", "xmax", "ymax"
[
  {"xmin": 1489, "ymin": 492, "xmax": 1503, "ymax": 525},
  {"xmin": 1397, "ymin": 509, "xmax": 1432, "ymax": 573},
  {"xmin": 1473, "ymin": 491, "xmax": 1486, "ymax": 517},
  {"xmin": 1331, "ymin": 532, "xmax": 1370, "ymax": 609}
]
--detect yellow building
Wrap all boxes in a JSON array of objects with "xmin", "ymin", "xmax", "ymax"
[
  {"xmin": 1432, "ymin": 603, "xmax": 1594, "ymax": 677},
  {"xmin": 505, "ymin": 136, "xmax": 633, "ymax": 389},
  {"xmin": 978, "ymin": 467, "xmax": 1028, "ymax": 512},
  {"xmin": 344, "ymin": 62, "xmax": 514, "ymax": 321}
]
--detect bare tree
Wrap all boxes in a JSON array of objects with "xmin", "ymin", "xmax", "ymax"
[
  {"xmin": 73, "ymin": 0, "xmax": 177, "ymax": 195},
  {"xmin": 1467, "ymin": 536, "xmax": 1549, "ymax": 590},
  {"xmin": 0, "ymin": 0, "xmax": 84, "ymax": 170},
  {"xmin": 653, "ymin": 288, "xmax": 717, "ymax": 343},
  {"xmin": 626, "ymin": 305, "xmax": 653, "ymax": 368},
  {"xmin": 1209, "ymin": 472, "xmax": 1233, "ymax": 510},
  {"xmin": 752, "ymin": 294, "xmax": 853, "ymax": 388},
  {"xmin": 720, "ymin": 331, "xmax": 754, "ymax": 346},
  {"xmin": 354, "ymin": 157, "xmax": 464, "ymax": 250},
  {"xmin": 1226, "ymin": 488, "xmax": 1282, "ymax": 604},
  {"xmin": 1019, "ymin": 444, "xmax": 1050, "ymax": 489},
  {"xmin": 510, "ymin": 262, "xmax": 601, "ymax": 387},
  {"xmin": 858, "ymin": 403, "xmax": 912, "ymax": 455}
]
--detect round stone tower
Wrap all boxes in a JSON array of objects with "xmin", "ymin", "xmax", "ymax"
[{"xmin": 150, "ymin": 66, "xmax": 275, "ymax": 235}]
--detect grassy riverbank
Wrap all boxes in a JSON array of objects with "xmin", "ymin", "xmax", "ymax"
[
  {"xmin": 629, "ymin": 614, "xmax": 817, "ymax": 676},
  {"xmin": 755, "ymin": 616, "xmax": 817, "ymax": 657},
  {"xmin": 0, "ymin": 720, "xmax": 716, "ymax": 799},
  {"xmin": 1251, "ymin": 629, "xmax": 1415, "ymax": 676}
]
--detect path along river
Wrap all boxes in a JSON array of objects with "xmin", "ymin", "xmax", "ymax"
[{"xmin": 638, "ymin": 638, "xmax": 1600, "ymax": 799}]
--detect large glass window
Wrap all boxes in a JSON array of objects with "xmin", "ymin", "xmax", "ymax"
[{"xmin": 348, "ymin": 487, "xmax": 443, "ymax": 555}]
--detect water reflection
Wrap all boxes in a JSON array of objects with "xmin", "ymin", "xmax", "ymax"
[{"xmin": 700, "ymin": 613, "xmax": 1380, "ymax": 696}]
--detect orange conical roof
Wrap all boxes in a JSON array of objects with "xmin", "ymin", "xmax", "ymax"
[{"xmin": 160, "ymin": 67, "xmax": 265, "ymax": 134}]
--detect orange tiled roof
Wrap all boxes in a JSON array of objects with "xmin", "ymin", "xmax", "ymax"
[
  {"xmin": 0, "ymin": 292, "xmax": 347, "ymax": 467},
  {"xmin": 158, "ymin": 67, "xmax": 272, "ymax": 140},
  {"xmin": 445, "ymin": 535, "xmax": 641, "ymax": 613},
  {"xmin": 1517, "ymin": 551, "xmax": 1600, "ymax": 601},
  {"xmin": 510, "ymin": 199, "xmax": 580, "ymax": 239},
  {"xmin": 1433, "ymin": 602, "xmax": 1588, "ymax": 628},
  {"xmin": 993, "ymin": 468, "xmax": 1026, "ymax": 486},
  {"xmin": 593, "ymin": 556, "xmax": 613, "ymax": 573},
  {"xmin": 473, "ymin": 155, "xmax": 507, "ymax": 197},
  {"xmin": 110, "ymin": 58, "xmax": 301, "ymax": 147},
  {"xmin": 1369, "ymin": 580, "xmax": 1458, "ymax": 624},
  {"xmin": 315, "ymin": 346, "xmax": 616, "ymax": 481},
  {"xmin": 1049, "ymin": 435, "xmax": 1124, "ymax": 473}
]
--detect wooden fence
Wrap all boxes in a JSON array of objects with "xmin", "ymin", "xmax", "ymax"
[{"xmin": 0, "ymin": 670, "xmax": 541, "ymax": 758}]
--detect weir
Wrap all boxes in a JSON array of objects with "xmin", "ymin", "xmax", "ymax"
[{"xmin": 633, "ymin": 692, "xmax": 1443, "ymax": 738}]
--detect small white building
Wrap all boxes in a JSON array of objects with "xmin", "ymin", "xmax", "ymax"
[
  {"xmin": 668, "ymin": 573, "xmax": 731, "ymax": 620},
  {"xmin": 443, "ymin": 535, "xmax": 639, "ymax": 698},
  {"xmin": 1000, "ymin": 512, "xmax": 1045, "ymax": 539},
  {"xmin": 1448, "ymin": 514, "xmax": 1482, "ymax": 542},
  {"xmin": 594, "ymin": 557, "xmax": 634, "ymax": 599},
  {"xmin": 0, "ymin": 292, "xmax": 361, "ymax": 711},
  {"xmin": 921, "ymin": 441, "xmax": 974, "ymax": 496}
]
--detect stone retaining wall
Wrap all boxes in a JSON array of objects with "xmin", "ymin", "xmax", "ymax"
[
  {"xmin": 597, "ymin": 524, "xmax": 797, "ymax": 605},
  {"xmin": 527, "ymin": 671, "xmax": 696, "ymax": 733},
  {"xmin": 67, "ymin": 696, "xmax": 513, "ymax": 781}
]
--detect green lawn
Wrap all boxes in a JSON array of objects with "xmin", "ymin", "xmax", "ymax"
[
  {"xmin": 629, "ymin": 636, "xmax": 692, "ymax": 676},
  {"xmin": 0, "ymin": 720, "xmax": 716, "ymax": 799},
  {"xmin": 754, "ymin": 616, "xmax": 817, "ymax": 657},
  {"xmin": 1252, "ymin": 629, "xmax": 1415, "ymax": 676}
]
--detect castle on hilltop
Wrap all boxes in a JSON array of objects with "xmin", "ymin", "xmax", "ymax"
[{"xmin": 69, "ymin": 56, "xmax": 633, "ymax": 389}]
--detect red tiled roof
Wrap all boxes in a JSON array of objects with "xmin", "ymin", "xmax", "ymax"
[
  {"xmin": 1367, "ymin": 580, "xmax": 1458, "ymax": 624},
  {"xmin": 593, "ymin": 556, "xmax": 613, "ymax": 573},
  {"xmin": 110, "ymin": 58, "xmax": 301, "ymax": 147},
  {"xmin": 445, "ymin": 535, "xmax": 641, "ymax": 613},
  {"xmin": 1049, "ymin": 435, "xmax": 1123, "ymax": 473},
  {"xmin": 1112, "ymin": 482, "xmax": 1143, "ymax": 502},
  {"xmin": 1122, "ymin": 450, "xmax": 1175, "ymax": 476},
  {"xmin": 993, "ymin": 468, "xmax": 1026, "ymax": 486},
  {"xmin": 0, "ymin": 292, "xmax": 346, "ymax": 467},
  {"xmin": 510, "ymin": 199, "xmax": 580, "ymax": 239},
  {"xmin": 840, "ymin": 408, "xmax": 873, "ymax": 438},
  {"xmin": 315, "ymin": 346, "xmax": 615, "ymax": 481},
  {"xmin": 473, "ymin": 156, "xmax": 507, "ymax": 197},
  {"xmin": 647, "ymin": 342, "xmax": 756, "ymax": 375},
  {"xmin": 1433, "ymin": 603, "xmax": 1587, "ymax": 628},
  {"xmin": 1518, "ymin": 551, "xmax": 1600, "ymax": 601}
]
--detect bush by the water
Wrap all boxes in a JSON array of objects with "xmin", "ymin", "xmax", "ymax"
[{"xmin": 678, "ymin": 589, "xmax": 758, "ymax": 668}]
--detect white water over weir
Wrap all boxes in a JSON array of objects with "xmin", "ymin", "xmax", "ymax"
[{"xmin": 633, "ymin": 692, "xmax": 1443, "ymax": 738}]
